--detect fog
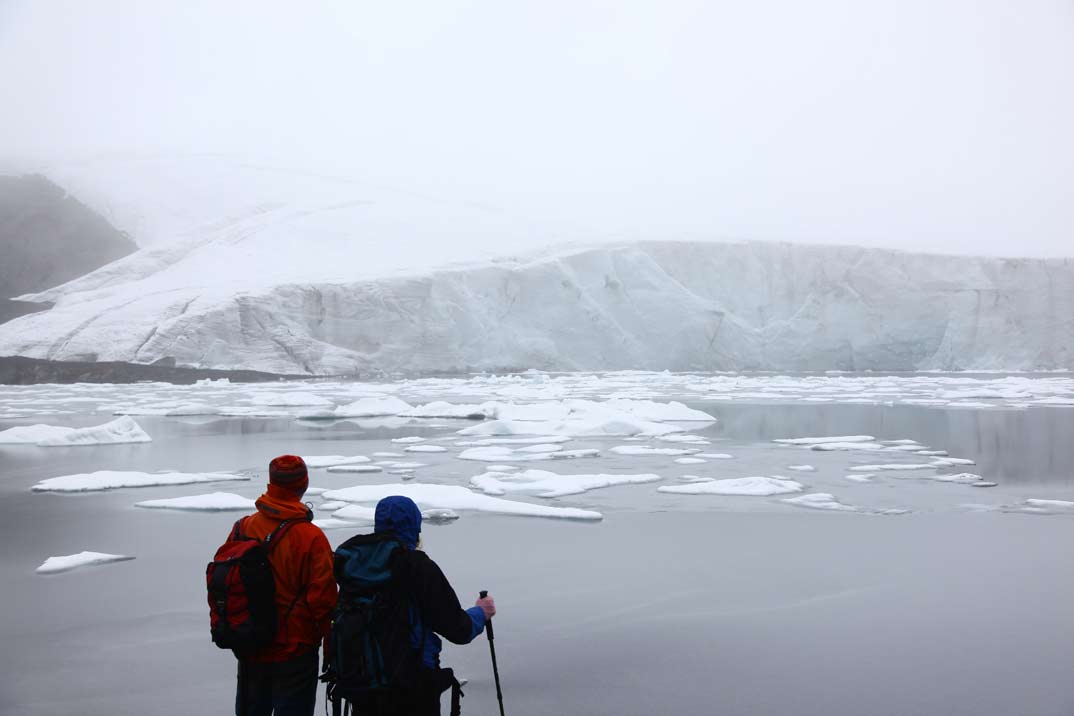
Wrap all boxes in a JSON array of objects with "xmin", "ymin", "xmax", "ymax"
[{"xmin": 1, "ymin": 0, "xmax": 1072, "ymax": 256}]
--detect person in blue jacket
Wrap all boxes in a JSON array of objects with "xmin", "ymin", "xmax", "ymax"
[{"xmin": 336, "ymin": 496, "xmax": 496, "ymax": 715}]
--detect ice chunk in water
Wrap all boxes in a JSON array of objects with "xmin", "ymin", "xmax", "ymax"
[
  {"xmin": 324, "ymin": 483, "xmax": 602, "ymax": 520},
  {"xmin": 470, "ymin": 469, "xmax": 661, "ymax": 498},
  {"xmin": 609, "ymin": 446, "xmax": 700, "ymax": 456},
  {"xmin": 135, "ymin": 492, "xmax": 256, "ymax": 511},
  {"xmin": 773, "ymin": 435, "xmax": 875, "ymax": 445},
  {"xmin": 36, "ymin": 551, "xmax": 135, "ymax": 575},
  {"xmin": 659, "ymin": 476, "xmax": 803, "ymax": 496},
  {"xmin": 303, "ymin": 455, "xmax": 371, "ymax": 468},
  {"xmin": 327, "ymin": 465, "xmax": 384, "ymax": 474},
  {"xmin": 0, "ymin": 416, "xmax": 151, "ymax": 446},
  {"xmin": 32, "ymin": 470, "xmax": 247, "ymax": 493}
]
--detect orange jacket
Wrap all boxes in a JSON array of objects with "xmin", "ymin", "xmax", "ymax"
[{"xmin": 237, "ymin": 485, "xmax": 337, "ymax": 663}]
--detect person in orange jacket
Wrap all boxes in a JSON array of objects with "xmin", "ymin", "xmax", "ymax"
[{"xmin": 233, "ymin": 455, "xmax": 337, "ymax": 716}]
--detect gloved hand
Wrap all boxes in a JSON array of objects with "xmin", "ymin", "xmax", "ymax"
[{"xmin": 475, "ymin": 594, "xmax": 496, "ymax": 619}]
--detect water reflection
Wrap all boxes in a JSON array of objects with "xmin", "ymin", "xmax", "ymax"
[{"xmin": 695, "ymin": 402, "xmax": 1073, "ymax": 484}]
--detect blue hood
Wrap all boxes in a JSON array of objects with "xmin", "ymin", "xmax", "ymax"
[{"xmin": 374, "ymin": 495, "xmax": 422, "ymax": 549}]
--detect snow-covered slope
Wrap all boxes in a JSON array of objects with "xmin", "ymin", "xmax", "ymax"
[{"xmin": 1, "ymin": 157, "xmax": 1072, "ymax": 374}]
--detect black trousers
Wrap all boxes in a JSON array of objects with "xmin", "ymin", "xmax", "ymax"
[
  {"xmin": 340, "ymin": 668, "xmax": 460, "ymax": 716},
  {"xmin": 236, "ymin": 650, "xmax": 319, "ymax": 716}
]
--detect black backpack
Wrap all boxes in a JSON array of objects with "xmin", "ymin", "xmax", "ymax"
[
  {"xmin": 206, "ymin": 516, "xmax": 303, "ymax": 655},
  {"xmin": 327, "ymin": 532, "xmax": 424, "ymax": 705}
]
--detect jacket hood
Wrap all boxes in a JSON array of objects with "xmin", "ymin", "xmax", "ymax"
[
  {"xmin": 255, "ymin": 484, "xmax": 314, "ymax": 522},
  {"xmin": 374, "ymin": 495, "xmax": 422, "ymax": 549}
]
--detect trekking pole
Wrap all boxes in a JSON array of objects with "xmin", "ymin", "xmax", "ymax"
[{"xmin": 479, "ymin": 590, "xmax": 505, "ymax": 716}]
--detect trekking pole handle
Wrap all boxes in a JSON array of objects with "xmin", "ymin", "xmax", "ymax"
[{"xmin": 479, "ymin": 590, "xmax": 494, "ymax": 639}]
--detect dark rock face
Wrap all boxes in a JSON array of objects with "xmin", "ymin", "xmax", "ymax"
[
  {"xmin": 0, "ymin": 356, "xmax": 303, "ymax": 385},
  {"xmin": 0, "ymin": 174, "xmax": 136, "ymax": 323}
]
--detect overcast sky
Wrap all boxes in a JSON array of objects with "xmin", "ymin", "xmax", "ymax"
[{"xmin": 1, "ymin": 0, "xmax": 1072, "ymax": 256}]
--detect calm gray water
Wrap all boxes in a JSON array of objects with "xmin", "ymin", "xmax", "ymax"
[{"xmin": 1, "ymin": 400, "xmax": 1072, "ymax": 715}]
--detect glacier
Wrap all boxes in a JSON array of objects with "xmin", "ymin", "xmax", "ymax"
[{"xmin": 1, "ymin": 157, "xmax": 1071, "ymax": 375}]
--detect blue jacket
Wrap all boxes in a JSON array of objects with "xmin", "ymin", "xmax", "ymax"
[{"xmin": 375, "ymin": 496, "xmax": 486, "ymax": 669}]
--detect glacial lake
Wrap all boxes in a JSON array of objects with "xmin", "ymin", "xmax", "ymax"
[{"xmin": 1, "ymin": 372, "xmax": 1072, "ymax": 715}]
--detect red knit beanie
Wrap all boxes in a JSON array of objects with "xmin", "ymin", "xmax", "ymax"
[{"xmin": 269, "ymin": 455, "xmax": 309, "ymax": 493}]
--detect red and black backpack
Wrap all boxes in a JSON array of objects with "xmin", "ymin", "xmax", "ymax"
[{"xmin": 206, "ymin": 516, "xmax": 303, "ymax": 655}]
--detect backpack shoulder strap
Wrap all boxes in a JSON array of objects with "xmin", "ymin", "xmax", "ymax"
[
  {"xmin": 264, "ymin": 513, "xmax": 312, "ymax": 551},
  {"xmin": 228, "ymin": 516, "xmax": 247, "ymax": 542}
]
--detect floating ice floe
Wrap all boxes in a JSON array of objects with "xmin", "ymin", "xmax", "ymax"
[
  {"xmin": 658, "ymin": 476, "xmax": 804, "ymax": 496},
  {"xmin": 402, "ymin": 402, "xmax": 493, "ymax": 419},
  {"xmin": 656, "ymin": 434, "xmax": 711, "ymax": 444},
  {"xmin": 609, "ymin": 446, "xmax": 700, "ymax": 456},
  {"xmin": 135, "ymin": 492, "xmax": 256, "ymax": 511},
  {"xmin": 1033, "ymin": 397, "xmax": 1074, "ymax": 406},
  {"xmin": 318, "ymin": 501, "xmax": 346, "ymax": 511},
  {"xmin": 313, "ymin": 518, "xmax": 360, "ymax": 529},
  {"xmin": 306, "ymin": 397, "xmax": 414, "ymax": 419},
  {"xmin": 423, "ymin": 508, "xmax": 460, "ymax": 524},
  {"xmin": 458, "ymin": 415, "xmax": 680, "ymax": 438},
  {"xmin": 392, "ymin": 436, "xmax": 426, "ymax": 444},
  {"xmin": 890, "ymin": 472, "xmax": 983, "ymax": 484},
  {"xmin": 931, "ymin": 457, "xmax": 976, "ymax": 467},
  {"xmin": 457, "ymin": 446, "xmax": 599, "ymax": 462},
  {"xmin": 327, "ymin": 465, "xmax": 384, "ymax": 474},
  {"xmin": 115, "ymin": 402, "xmax": 220, "ymax": 416},
  {"xmin": 305, "ymin": 487, "xmax": 327, "ymax": 495},
  {"xmin": 844, "ymin": 474, "xmax": 876, "ymax": 483},
  {"xmin": 470, "ymin": 469, "xmax": 661, "ymax": 498},
  {"xmin": 333, "ymin": 504, "xmax": 377, "ymax": 521},
  {"xmin": 457, "ymin": 436, "xmax": 572, "ymax": 446},
  {"xmin": 378, "ymin": 461, "xmax": 427, "ymax": 469},
  {"xmin": 1025, "ymin": 498, "xmax": 1074, "ymax": 509},
  {"xmin": 249, "ymin": 391, "xmax": 334, "ymax": 407},
  {"xmin": 303, "ymin": 455, "xmax": 371, "ymax": 468},
  {"xmin": 601, "ymin": 399, "xmax": 716, "ymax": 422},
  {"xmin": 323, "ymin": 483, "xmax": 602, "ymax": 520},
  {"xmin": 773, "ymin": 435, "xmax": 875, "ymax": 446},
  {"xmin": 674, "ymin": 457, "xmax": 707, "ymax": 465},
  {"xmin": 786, "ymin": 465, "xmax": 816, "ymax": 472},
  {"xmin": 698, "ymin": 453, "xmax": 733, "ymax": 459},
  {"xmin": 455, "ymin": 401, "xmax": 693, "ymax": 438},
  {"xmin": 1001, "ymin": 498, "xmax": 1074, "ymax": 514},
  {"xmin": 36, "ymin": 551, "xmax": 135, "ymax": 575},
  {"xmin": 849, "ymin": 463, "xmax": 938, "ymax": 472},
  {"xmin": 0, "ymin": 416, "xmax": 151, "ymax": 446},
  {"xmin": 32, "ymin": 470, "xmax": 248, "ymax": 492},
  {"xmin": 782, "ymin": 493, "xmax": 908, "ymax": 515},
  {"xmin": 405, "ymin": 445, "xmax": 448, "ymax": 453}
]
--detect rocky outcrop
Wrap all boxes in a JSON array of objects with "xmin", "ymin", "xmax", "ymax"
[{"xmin": 0, "ymin": 174, "xmax": 136, "ymax": 323}]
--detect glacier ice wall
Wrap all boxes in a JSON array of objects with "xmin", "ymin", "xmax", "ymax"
[{"xmin": 1, "ymin": 240, "xmax": 1071, "ymax": 374}]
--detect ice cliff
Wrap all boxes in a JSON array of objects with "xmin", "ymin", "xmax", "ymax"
[
  {"xmin": 0, "ymin": 157, "xmax": 1070, "ymax": 374},
  {"xmin": 2, "ymin": 238, "xmax": 1071, "ymax": 375}
]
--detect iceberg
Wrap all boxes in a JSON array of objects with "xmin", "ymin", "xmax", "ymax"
[
  {"xmin": 323, "ymin": 483, "xmax": 602, "ymax": 520},
  {"xmin": 35, "ymin": 551, "xmax": 135, "ymax": 575},
  {"xmin": 32, "ymin": 470, "xmax": 247, "ymax": 492},
  {"xmin": 134, "ymin": 492, "xmax": 256, "ymax": 511},
  {"xmin": 469, "ymin": 469, "xmax": 661, "ymax": 498},
  {"xmin": 0, "ymin": 416, "xmax": 151, "ymax": 446},
  {"xmin": 658, "ymin": 476, "xmax": 804, "ymax": 496}
]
